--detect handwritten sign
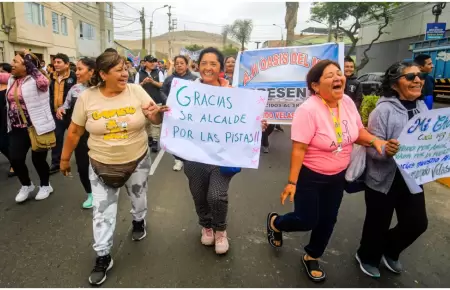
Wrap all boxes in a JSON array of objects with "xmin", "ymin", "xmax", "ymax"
[
  {"xmin": 160, "ymin": 79, "xmax": 268, "ymax": 169},
  {"xmin": 394, "ymin": 108, "xmax": 450, "ymax": 185},
  {"xmin": 233, "ymin": 43, "xmax": 345, "ymax": 124}
]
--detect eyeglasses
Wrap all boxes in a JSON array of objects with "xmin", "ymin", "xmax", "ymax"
[{"xmin": 396, "ymin": 72, "xmax": 427, "ymax": 81}]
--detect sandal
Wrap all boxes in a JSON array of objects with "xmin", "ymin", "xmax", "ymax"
[
  {"xmin": 302, "ymin": 254, "xmax": 326, "ymax": 282},
  {"xmin": 266, "ymin": 212, "xmax": 283, "ymax": 248}
]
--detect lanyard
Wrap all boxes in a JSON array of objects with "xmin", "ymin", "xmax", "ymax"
[{"xmin": 320, "ymin": 97, "xmax": 343, "ymax": 153}]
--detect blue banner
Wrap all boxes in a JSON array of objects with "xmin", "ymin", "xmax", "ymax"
[
  {"xmin": 232, "ymin": 43, "xmax": 344, "ymax": 124},
  {"xmin": 426, "ymin": 23, "xmax": 446, "ymax": 40}
]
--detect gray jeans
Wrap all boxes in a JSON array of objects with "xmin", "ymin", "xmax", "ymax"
[{"xmin": 90, "ymin": 150, "xmax": 151, "ymax": 256}]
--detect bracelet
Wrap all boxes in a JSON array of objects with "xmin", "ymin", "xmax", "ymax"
[
  {"xmin": 288, "ymin": 180, "xmax": 297, "ymax": 186},
  {"xmin": 369, "ymin": 137, "xmax": 379, "ymax": 146}
]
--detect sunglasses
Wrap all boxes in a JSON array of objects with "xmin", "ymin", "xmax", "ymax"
[{"xmin": 396, "ymin": 72, "xmax": 427, "ymax": 81}]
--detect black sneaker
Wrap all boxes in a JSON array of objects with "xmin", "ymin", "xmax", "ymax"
[
  {"xmin": 151, "ymin": 141, "xmax": 159, "ymax": 153},
  {"xmin": 132, "ymin": 220, "xmax": 147, "ymax": 241},
  {"xmin": 88, "ymin": 254, "xmax": 113, "ymax": 285},
  {"xmin": 49, "ymin": 164, "xmax": 60, "ymax": 175}
]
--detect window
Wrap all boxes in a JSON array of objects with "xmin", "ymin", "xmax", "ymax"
[
  {"xmin": 61, "ymin": 16, "xmax": 68, "ymax": 36},
  {"xmin": 79, "ymin": 21, "xmax": 95, "ymax": 40},
  {"xmin": 52, "ymin": 12, "xmax": 59, "ymax": 33},
  {"xmin": 24, "ymin": 2, "xmax": 45, "ymax": 26},
  {"xmin": 105, "ymin": 3, "xmax": 112, "ymax": 19},
  {"xmin": 107, "ymin": 30, "xmax": 112, "ymax": 42}
]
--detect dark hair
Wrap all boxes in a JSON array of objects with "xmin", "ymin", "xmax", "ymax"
[
  {"xmin": 382, "ymin": 61, "xmax": 420, "ymax": 98},
  {"xmin": 306, "ymin": 59, "xmax": 341, "ymax": 94},
  {"xmin": 174, "ymin": 55, "xmax": 188, "ymax": 65},
  {"xmin": 414, "ymin": 54, "xmax": 431, "ymax": 66},
  {"xmin": 91, "ymin": 52, "xmax": 126, "ymax": 87},
  {"xmin": 78, "ymin": 57, "xmax": 96, "ymax": 71},
  {"xmin": 344, "ymin": 56, "xmax": 355, "ymax": 64},
  {"xmin": 198, "ymin": 47, "xmax": 224, "ymax": 71},
  {"xmin": 47, "ymin": 64, "xmax": 54, "ymax": 69},
  {"xmin": 54, "ymin": 53, "xmax": 70, "ymax": 64},
  {"xmin": 224, "ymin": 56, "xmax": 236, "ymax": 63},
  {"xmin": 0, "ymin": 62, "xmax": 12, "ymax": 73},
  {"xmin": 104, "ymin": 48, "xmax": 118, "ymax": 53}
]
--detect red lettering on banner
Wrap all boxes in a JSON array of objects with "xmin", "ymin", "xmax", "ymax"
[
  {"xmin": 275, "ymin": 112, "xmax": 295, "ymax": 119},
  {"xmin": 243, "ymin": 63, "xmax": 260, "ymax": 86},
  {"xmin": 312, "ymin": 57, "xmax": 321, "ymax": 66},
  {"xmin": 297, "ymin": 53, "xmax": 309, "ymax": 68},
  {"xmin": 281, "ymin": 53, "xmax": 289, "ymax": 65},
  {"xmin": 290, "ymin": 52, "xmax": 297, "ymax": 65}
]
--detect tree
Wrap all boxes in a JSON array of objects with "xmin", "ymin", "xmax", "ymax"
[
  {"xmin": 221, "ymin": 44, "xmax": 239, "ymax": 58},
  {"xmin": 285, "ymin": 2, "xmax": 299, "ymax": 46},
  {"xmin": 185, "ymin": 44, "xmax": 204, "ymax": 52},
  {"xmin": 221, "ymin": 25, "xmax": 233, "ymax": 48},
  {"xmin": 310, "ymin": 2, "xmax": 399, "ymax": 71},
  {"xmin": 228, "ymin": 19, "xmax": 253, "ymax": 51}
]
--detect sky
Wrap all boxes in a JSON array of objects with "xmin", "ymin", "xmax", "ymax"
[{"xmin": 113, "ymin": 1, "xmax": 327, "ymax": 50}]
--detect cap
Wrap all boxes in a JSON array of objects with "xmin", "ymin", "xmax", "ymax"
[{"xmin": 144, "ymin": 55, "xmax": 158, "ymax": 62}]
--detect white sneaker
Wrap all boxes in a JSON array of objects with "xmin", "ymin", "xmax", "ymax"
[
  {"xmin": 15, "ymin": 183, "xmax": 35, "ymax": 203},
  {"xmin": 35, "ymin": 184, "xmax": 54, "ymax": 201},
  {"xmin": 173, "ymin": 160, "xmax": 184, "ymax": 171}
]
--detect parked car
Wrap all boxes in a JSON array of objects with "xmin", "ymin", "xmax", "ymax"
[{"xmin": 357, "ymin": 72, "xmax": 384, "ymax": 96}]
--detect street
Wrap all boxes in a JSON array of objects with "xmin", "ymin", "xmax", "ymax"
[{"xmin": 0, "ymin": 125, "xmax": 449, "ymax": 288}]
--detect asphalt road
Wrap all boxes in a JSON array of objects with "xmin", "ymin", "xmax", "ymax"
[{"xmin": 0, "ymin": 126, "xmax": 449, "ymax": 288}]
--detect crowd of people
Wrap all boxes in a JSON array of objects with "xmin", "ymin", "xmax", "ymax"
[{"xmin": 0, "ymin": 47, "xmax": 435, "ymax": 285}]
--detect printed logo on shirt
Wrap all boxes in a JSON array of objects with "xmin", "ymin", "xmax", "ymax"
[
  {"xmin": 349, "ymin": 85, "xmax": 355, "ymax": 93},
  {"xmin": 92, "ymin": 107, "xmax": 136, "ymax": 140},
  {"xmin": 329, "ymin": 119, "xmax": 352, "ymax": 149},
  {"xmin": 67, "ymin": 78, "xmax": 74, "ymax": 84}
]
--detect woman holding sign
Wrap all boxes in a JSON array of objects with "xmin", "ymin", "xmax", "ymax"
[
  {"xmin": 266, "ymin": 60, "xmax": 389, "ymax": 282},
  {"xmin": 355, "ymin": 62, "xmax": 428, "ymax": 278},
  {"xmin": 184, "ymin": 47, "xmax": 268, "ymax": 255},
  {"xmin": 59, "ymin": 51, "xmax": 168, "ymax": 285}
]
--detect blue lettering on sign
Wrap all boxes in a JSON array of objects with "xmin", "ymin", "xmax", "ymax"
[
  {"xmin": 173, "ymin": 125, "xmax": 194, "ymax": 139},
  {"xmin": 432, "ymin": 115, "xmax": 450, "ymax": 132},
  {"xmin": 407, "ymin": 118, "xmax": 431, "ymax": 134}
]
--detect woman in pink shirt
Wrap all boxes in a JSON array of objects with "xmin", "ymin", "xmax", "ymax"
[{"xmin": 265, "ymin": 60, "xmax": 397, "ymax": 282}]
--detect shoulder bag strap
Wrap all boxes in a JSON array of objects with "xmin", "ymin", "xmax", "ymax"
[{"xmin": 12, "ymin": 80, "xmax": 28, "ymax": 126}]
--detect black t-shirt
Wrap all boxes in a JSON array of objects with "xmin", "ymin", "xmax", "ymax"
[
  {"xmin": 0, "ymin": 89, "xmax": 6, "ymax": 134},
  {"xmin": 399, "ymin": 99, "xmax": 418, "ymax": 120}
]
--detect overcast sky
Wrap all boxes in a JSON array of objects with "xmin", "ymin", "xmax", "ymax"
[{"xmin": 113, "ymin": 1, "xmax": 327, "ymax": 50}]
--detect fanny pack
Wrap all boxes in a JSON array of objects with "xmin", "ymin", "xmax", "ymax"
[{"xmin": 90, "ymin": 150, "xmax": 147, "ymax": 188}]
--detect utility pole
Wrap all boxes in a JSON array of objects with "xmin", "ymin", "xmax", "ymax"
[
  {"xmin": 255, "ymin": 41, "xmax": 261, "ymax": 49},
  {"xmin": 149, "ymin": 5, "xmax": 168, "ymax": 57},
  {"xmin": 167, "ymin": 5, "xmax": 174, "ymax": 59},
  {"xmin": 140, "ymin": 7, "xmax": 146, "ymax": 55}
]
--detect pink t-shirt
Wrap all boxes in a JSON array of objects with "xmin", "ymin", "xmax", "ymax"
[{"xmin": 291, "ymin": 94, "xmax": 364, "ymax": 175}]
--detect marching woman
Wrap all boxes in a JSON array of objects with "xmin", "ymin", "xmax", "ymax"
[
  {"xmin": 0, "ymin": 50, "xmax": 55, "ymax": 203},
  {"xmin": 57, "ymin": 57, "xmax": 96, "ymax": 208},
  {"xmin": 265, "ymin": 60, "xmax": 393, "ymax": 282},
  {"xmin": 183, "ymin": 47, "xmax": 267, "ymax": 255},
  {"xmin": 59, "ymin": 51, "xmax": 167, "ymax": 285},
  {"xmin": 356, "ymin": 61, "xmax": 429, "ymax": 278},
  {"xmin": 161, "ymin": 55, "xmax": 198, "ymax": 171}
]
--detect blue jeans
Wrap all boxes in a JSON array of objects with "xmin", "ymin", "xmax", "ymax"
[{"xmin": 274, "ymin": 165, "xmax": 346, "ymax": 258}]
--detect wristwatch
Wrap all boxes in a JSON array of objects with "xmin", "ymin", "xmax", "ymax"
[{"xmin": 288, "ymin": 180, "xmax": 297, "ymax": 186}]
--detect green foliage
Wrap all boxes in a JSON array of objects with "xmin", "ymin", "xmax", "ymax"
[
  {"xmin": 310, "ymin": 2, "xmax": 400, "ymax": 69},
  {"xmin": 221, "ymin": 44, "xmax": 239, "ymax": 58},
  {"xmin": 360, "ymin": 95, "xmax": 380, "ymax": 127},
  {"xmin": 228, "ymin": 19, "xmax": 253, "ymax": 51},
  {"xmin": 185, "ymin": 44, "xmax": 204, "ymax": 52}
]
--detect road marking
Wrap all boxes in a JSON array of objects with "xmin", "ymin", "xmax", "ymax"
[{"xmin": 149, "ymin": 149, "xmax": 165, "ymax": 176}]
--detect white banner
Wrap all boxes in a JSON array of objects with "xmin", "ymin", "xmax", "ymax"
[
  {"xmin": 394, "ymin": 108, "xmax": 450, "ymax": 186},
  {"xmin": 160, "ymin": 79, "xmax": 268, "ymax": 169}
]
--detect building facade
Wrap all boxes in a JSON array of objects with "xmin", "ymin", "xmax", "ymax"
[
  {"xmin": 0, "ymin": 2, "xmax": 114, "ymax": 64},
  {"xmin": 356, "ymin": 3, "xmax": 450, "ymax": 74}
]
